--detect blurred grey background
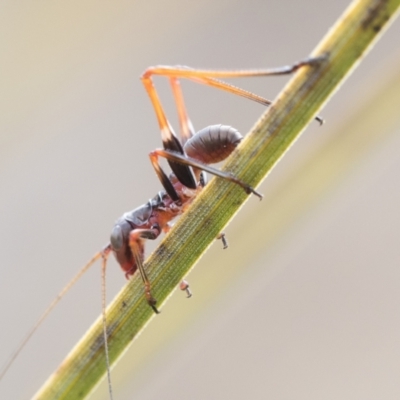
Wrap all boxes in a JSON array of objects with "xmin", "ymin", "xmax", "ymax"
[{"xmin": 1, "ymin": 1, "xmax": 400, "ymax": 399}]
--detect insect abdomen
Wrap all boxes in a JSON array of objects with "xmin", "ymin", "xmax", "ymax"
[{"xmin": 184, "ymin": 124, "xmax": 242, "ymax": 164}]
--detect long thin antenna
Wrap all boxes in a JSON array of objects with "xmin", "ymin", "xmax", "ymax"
[
  {"xmin": 0, "ymin": 247, "xmax": 108, "ymax": 382},
  {"xmin": 101, "ymin": 247, "xmax": 114, "ymax": 400}
]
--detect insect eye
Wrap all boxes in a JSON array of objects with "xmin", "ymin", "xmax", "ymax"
[{"xmin": 110, "ymin": 225, "xmax": 124, "ymax": 251}]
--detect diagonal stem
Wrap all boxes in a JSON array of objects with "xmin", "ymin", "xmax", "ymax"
[{"xmin": 34, "ymin": 0, "xmax": 400, "ymax": 398}]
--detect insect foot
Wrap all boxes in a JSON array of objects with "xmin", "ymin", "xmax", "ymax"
[{"xmin": 180, "ymin": 280, "xmax": 192, "ymax": 298}]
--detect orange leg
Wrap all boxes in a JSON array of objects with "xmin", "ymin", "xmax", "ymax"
[
  {"xmin": 129, "ymin": 228, "xmax": 161, "ymax": 313},
  {"xmin": 142, "ymin": 58, "xmax": 323, "ymax": 203},
  {"xmin": 141, "ymin": 57, "xmax": 324, "ymax": 140},
  {"xmin": 100, "ymin": 247, "xmax": 113, "ymax": 398},
  {"xmin": 169, "ymin": 77, "xmax": 195, "ymax": 144}
]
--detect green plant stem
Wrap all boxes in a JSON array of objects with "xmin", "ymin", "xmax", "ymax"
[{"xmin": 34, "ymin": 0, "xmax": 400, "ymax": 398}]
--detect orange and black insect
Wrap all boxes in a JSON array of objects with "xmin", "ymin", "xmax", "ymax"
[{"xmin": 0, "ymin": 57, "xmax": 322, "ymax": 399}]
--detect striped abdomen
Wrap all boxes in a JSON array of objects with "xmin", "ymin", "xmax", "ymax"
[{"xmin": 184, "ymin": 124, "xmax": 243, "ymax": 164}]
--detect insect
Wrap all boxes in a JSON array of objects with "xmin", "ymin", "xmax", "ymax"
[
  {"xmin": 0, "ymin": 57, "xmax": 322, "ymax": 399},
  {"xmin": 107, "ymin": 59, "xmax": 323, "ymax": 313}
]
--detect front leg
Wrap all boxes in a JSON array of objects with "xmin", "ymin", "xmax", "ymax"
[{"xmin": 129, "ymin": 227, "xmax": 161, "ymax": 313}]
